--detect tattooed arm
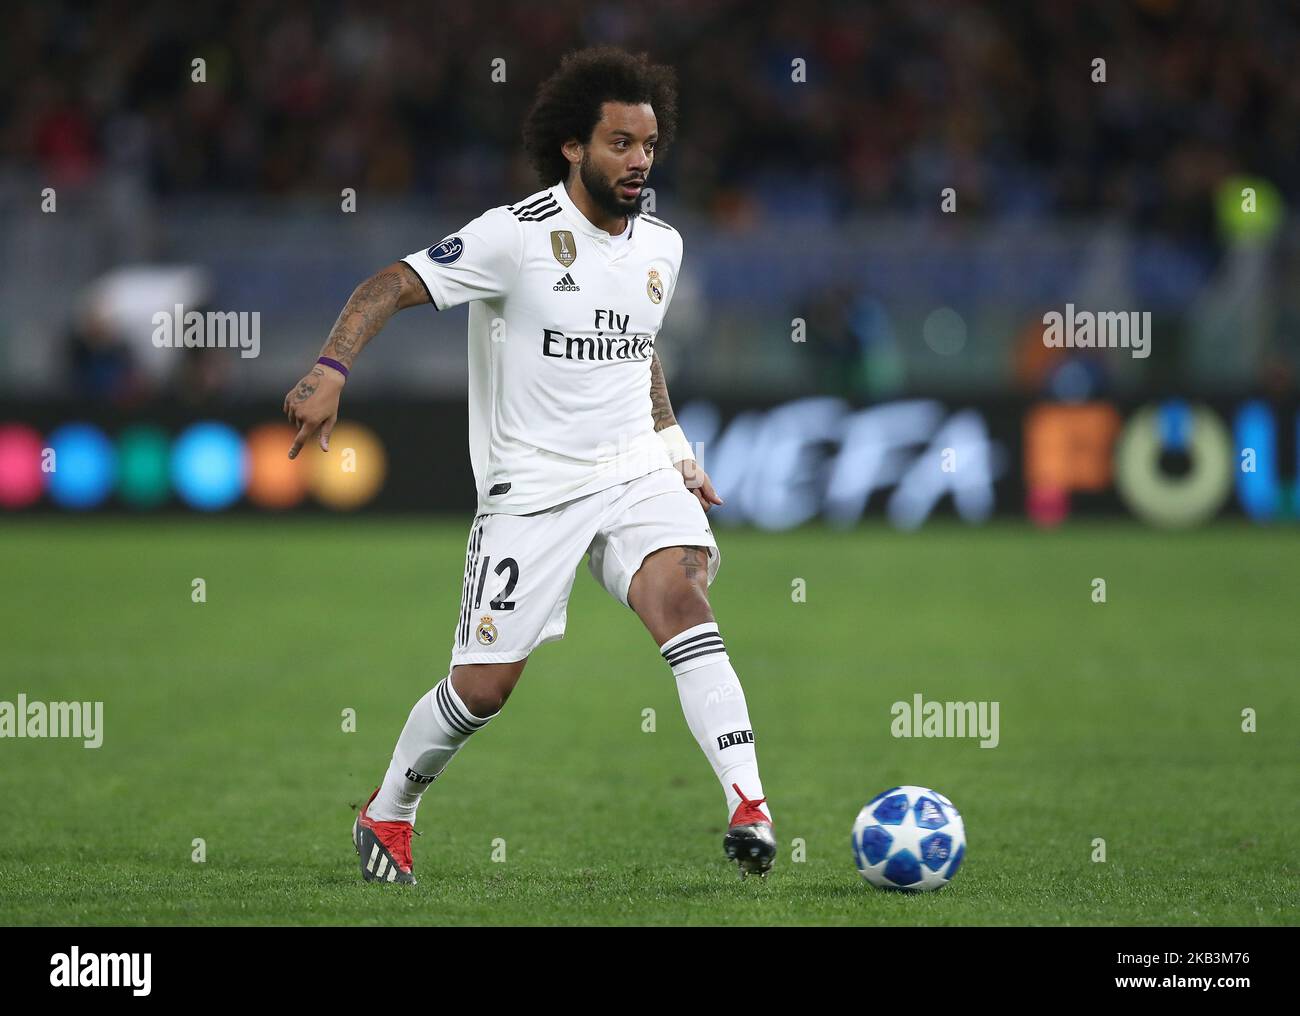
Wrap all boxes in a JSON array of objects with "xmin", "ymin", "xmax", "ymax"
[
  {"xmin": 283, "ymin": 263, "xmax": 429, "ymax": 458},
  {"xmin": 650, "ymin": 351, "xmax": 724, "ymax": 511},
  {"xmin": 649, "ymin": 352, "xmax": 677, "ymax": 432}
]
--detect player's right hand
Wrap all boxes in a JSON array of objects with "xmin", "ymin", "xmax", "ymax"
[{"xmin": 283, "ymin": 364, "xmax": 346, "ymax": 459}]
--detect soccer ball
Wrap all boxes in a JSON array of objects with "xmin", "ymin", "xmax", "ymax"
[{"xmin": 852, "ymin": 785, "xmax": 966, "ymax": 891}]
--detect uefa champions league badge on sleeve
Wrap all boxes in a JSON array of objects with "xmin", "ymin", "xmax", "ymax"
[
  {"xmin": 427, "ymin": 236, "xmax": 464, "ymax": 265},
  {"xmin": 475, "ymin": 615, "xmax": 498, "ymax": 646}
]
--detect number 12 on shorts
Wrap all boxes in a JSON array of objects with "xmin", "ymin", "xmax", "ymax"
[{"xmin": 473, "ymin": 556, "xmax": 520, "ymax": 611}]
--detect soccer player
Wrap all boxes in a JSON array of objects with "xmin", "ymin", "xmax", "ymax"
[{"xmin": 283, "ymin": 47, "xmax": 773, "ymax": 884}]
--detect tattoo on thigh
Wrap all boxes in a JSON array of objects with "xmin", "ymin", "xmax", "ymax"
[{"xmin": 677, "ymin": 546, "xmax": 705, "ymax": 582}]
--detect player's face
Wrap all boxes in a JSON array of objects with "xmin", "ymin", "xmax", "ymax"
[{"xmin": 579, "ymin": 102, "xmax": 657, "ymax": 219}]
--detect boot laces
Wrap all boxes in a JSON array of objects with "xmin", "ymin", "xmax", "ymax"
[
  {"xmin": 365, "ymin": 812, "xmax": 418, "ymax": 870},
  {"xmin": 730, "ymin": 783, "xmax": 770, "ymax": 827}
]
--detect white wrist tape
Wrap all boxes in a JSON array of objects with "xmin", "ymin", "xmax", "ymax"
[{"xmin": 657, "ymin": 424, "xmax": 695, "ymax": 464}]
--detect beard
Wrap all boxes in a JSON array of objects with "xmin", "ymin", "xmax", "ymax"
[{"xmin": 580, "ymin": 153, "xmax": 643, "ymax": 221}]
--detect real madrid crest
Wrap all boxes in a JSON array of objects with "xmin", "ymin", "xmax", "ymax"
[
  {"xmin": 475, "ymin": 615, "xmax": 498, "ymax": 646},
  {"xmin": 550, "ymin": 230, "xmax": 577, "ymax": 267},
  {"xmin": 647, "ymin": 269, "xmax": 664, "ymax": 304}
]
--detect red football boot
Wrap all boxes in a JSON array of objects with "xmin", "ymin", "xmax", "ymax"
[
  {"xmin": 723, "ymin": 783, "xmax": 776, "ymax": 878},
  {"xmin": 353, "ymin": 787, "xmax": 417, "ymax": 885}
]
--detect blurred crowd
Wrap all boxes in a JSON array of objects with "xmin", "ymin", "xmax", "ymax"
[
  {"xmin": 5, "ymin": 0, "xmax": 1298, "ymax": 238},
  {"xmin": 4, "ymin": 0, "xmax": 1298, "ymax": 404}
]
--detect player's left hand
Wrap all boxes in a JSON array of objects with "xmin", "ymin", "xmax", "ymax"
[{"xmin": 676, "ymin": 459, "xmax": 724, "ymax": 511}]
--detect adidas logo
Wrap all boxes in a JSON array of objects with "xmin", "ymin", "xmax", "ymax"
[{"xmin": 553, "ymin": 273, "xmax": 580, "ymax": 292}]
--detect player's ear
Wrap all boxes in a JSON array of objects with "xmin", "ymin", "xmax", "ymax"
[{"xmin": 561, "ymin": 138, "xmax": 583, "ymax": 167}]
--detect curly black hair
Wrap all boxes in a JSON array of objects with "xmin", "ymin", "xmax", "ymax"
[{"xmin": 523, "ymin": 46, "xmax": 678, "ymax": 186}]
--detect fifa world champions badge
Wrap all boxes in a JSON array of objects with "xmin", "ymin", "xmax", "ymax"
[
  {"xmin": 550, "ymin": 230, "xmax": 577, "ymax": 267},
  {"xmin": 475, "ymin": 615, "xmax": 498, "ymax": 646}
]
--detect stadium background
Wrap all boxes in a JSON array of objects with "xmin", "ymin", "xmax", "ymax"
[{"xmin": 1, "ymin": 0, "xmax": 1296, "ymax": 926}]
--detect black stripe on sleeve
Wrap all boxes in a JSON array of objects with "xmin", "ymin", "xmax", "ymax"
[
  {"xmin": 515, "ymin": 201, "xmax": 561, "ymax": 222},
  {"xmin": 509, "ymin": 194, "xmax": 555, "ymax": 215}
]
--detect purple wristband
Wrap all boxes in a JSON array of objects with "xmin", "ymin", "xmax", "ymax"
[{"xmin": 317, "ymin": 356, "xmax": 349, "ymax": 379}]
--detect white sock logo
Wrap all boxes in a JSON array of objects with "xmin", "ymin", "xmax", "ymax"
[{"xmin": 716, "ymin": 729, "xmax": 754, "ymax": 750}]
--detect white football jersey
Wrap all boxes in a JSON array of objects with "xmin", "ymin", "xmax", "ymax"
[{"xmin": 402, "ymin": 182, "xmax": 684, "ymax": 515}]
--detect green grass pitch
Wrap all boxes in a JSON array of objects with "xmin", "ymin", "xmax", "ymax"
[{"xmin": 1, "ymin": 518, "xmax": 1295, "ymax": 926}]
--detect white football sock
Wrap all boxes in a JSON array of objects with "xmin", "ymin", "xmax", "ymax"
[
  {"xmin": 368, "ymin": 674, "xmax": 497, "ymax": 823},
  {"xmin": 661, "ymin": 622, "xmax": 770, "ymax": 822}
]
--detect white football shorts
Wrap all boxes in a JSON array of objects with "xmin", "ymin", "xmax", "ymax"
[{"xmin": 448, "ymin": 466, "xmax": 720, "ymax": 666}]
